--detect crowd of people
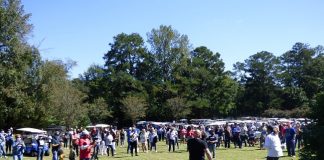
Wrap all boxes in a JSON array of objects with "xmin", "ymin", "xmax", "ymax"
[{"xmin": 0, "ymin": 120, "xmax": 306, "ymax": 160}]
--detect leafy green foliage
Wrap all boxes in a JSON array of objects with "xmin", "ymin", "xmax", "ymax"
[
  {"xmin": 299, "ymin": 93, "xmax": 324, "ymax": 160},
  {"xmin": 121, "ymin": 95, "xmax": 148, "ymax": 124},
  {"xmin": 166, "ymin": 97, "xmax": 190, "ymax": 120}
]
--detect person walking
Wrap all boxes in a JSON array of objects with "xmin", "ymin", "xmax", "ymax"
[
  {"xmin": 187, "ymin": 130, "xmax": 212, "ymax": 160},
  {"xmin": 12, "ymin": 134, "xmax": 25, "ymax": 160},
  {"xmin": 264, "ymin": 126, "xmax": 283, "ymax": 160}
]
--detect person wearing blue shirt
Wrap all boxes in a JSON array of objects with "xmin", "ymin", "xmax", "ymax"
[
  {"xmin": 0, "ymin": 130, "xmax": 6, "ymax": 158},
  {"xmin": 51, "ymin": 131, "xmax": 61, "ymax": 160},
  {"xmin": 206, "ymin": 130, "xmax": 218, "ymax": 159},
  {"xmin": 12, "ymin": 134, "xmax": 25, "ymax": 160},
  {"xmin": 126, "ymin": 128, "xmax": 131, "ymax": 154},
  {"xmin": 5, "ymin": 129, "xmax": 13, "ymax": 154},
  {"xmin": 233, "ymin": 123, "xmax": 242, "ymax": 148},
  {"xmin": 285, "ymin": 123, "xmax": 296, "ymax": 157}
]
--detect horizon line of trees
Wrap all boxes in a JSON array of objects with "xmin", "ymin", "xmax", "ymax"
[{"xmin": 1, "ymin": 0, "xmax": 324, "ymax": 129}]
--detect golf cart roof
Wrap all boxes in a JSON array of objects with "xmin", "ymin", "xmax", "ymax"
[{"xmin": 16, "ymin": 128, "xmax": 47, "ymax": 133}]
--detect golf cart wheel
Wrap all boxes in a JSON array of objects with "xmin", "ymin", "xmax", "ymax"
[
  {"xmin": 45, "ymin": 151, "xmax": 50, "ymax": 156},
  {"xmin": 31, "ymin": 151, "xmax": 36, "ymax": 157}
]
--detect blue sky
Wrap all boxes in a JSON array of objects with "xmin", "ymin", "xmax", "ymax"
[{"xmin": 22, "ymin": 0, "xmax": 324, "ymax": 78}]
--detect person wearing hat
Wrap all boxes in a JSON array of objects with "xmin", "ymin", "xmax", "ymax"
[
  {"xmin": 264, "ymin": 126, "xmax": 283, "ymax": 160},
  {"xmin": 79, "ymin": 130, "xmax": 95, "ymax": 160},
  {"xmin": 52, "ymin": 131, "xmax": 62, "ymax": 160},
  {"xmin": 12, "ymin": 134, "xmax": 25, "ymax": 160}
]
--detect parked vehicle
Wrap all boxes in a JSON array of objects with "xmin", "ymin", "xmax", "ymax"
[{"xmin": 16, "ymin": 128, "xmax": 50, "ymax": 156}]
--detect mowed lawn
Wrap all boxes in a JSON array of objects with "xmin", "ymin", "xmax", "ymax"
[{"xmin": 6, "ymin": 141, "xmax": 299, "ymax": 160}]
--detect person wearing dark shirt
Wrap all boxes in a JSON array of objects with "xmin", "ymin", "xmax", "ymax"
[
  {"xmin": 224, "ymin": 126, "xmax": 232, "ymax": 148},
  {"xmin": 12, "ymin": 134, "xmax": 25, "ymax": 160},
  {"xmin": 187, "ymin": 130, "xmax": 212, "ymax": 160},
  {"xmin": 206, "ymin": 130, "xmax": 218, "ymax": 159},
  {"xmin": 285, "ymin": 123, "xmax": 296, "ymax": 157},
  {"xmin": 52, "ymin": 131, "xmax": 61, "ymax": 160}
]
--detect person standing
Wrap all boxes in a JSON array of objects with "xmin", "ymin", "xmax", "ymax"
[
  {"xmin": 51, "ymin": 131, "xmax": 61, "ymax": 160},
  {"xmin": 187, "ymin": 130, "xmax": 212, "ymax": 160},
  {"xmin": 68, "ymin": 128, "xmax": 73, "ymax": 147},
  {"xmin": 224, "ymin": 125, "xmax": 232, "ymax": 148},
  {"xmin": 149, "ymin": 129, "xmax": 158, "ymax": 152},
  {"xmin": 139, "ymin": 129, "xmax": 148, "ymax": 153},
  {"xmin": 0, "ymin": 130, "xmax": 6, "ymax": 158},
  {"xmin": 12, "ymin": 134, "xmax": 25, "ymax": 160},
  {"xmin": 48, "ymin": 135, "xmax": 52, "ymax": 150},
  {"xmin": 264, "ymin": 126, "xmax": 283, "ymax": 160},
  {"xmin": 79, "ymin": 130, "xmax": 95, "ymax": 160},
  {"xmin": 37, "ymin": 136, "xmax": 45, "ymax": 160},
  {"xmin": 240, "ymin": 124, "xmax": 248, "ymax": 147},
  {"xmin": 90, "ymin": 128, "xmax": 100, "ymax": 159},
  {"xmin": 168, "ymin": 128, "xmax": 177, "ymax": 152},
  {"xmin": 285, "ymin": 123, "xmax": 296, "ymax": 157},
  {"xmin": 129, "ymin": 128, "xmax": 138, "ymax": 156},
  {"xmin": 206, "ymin": 130, "xmax": 218, "ymax": 159},
  {"xmin": 68, "ymin": 145, "xmax": 76, "ymax": 160},
  {"xmin": 63, "ymin": 132, "xmax": 68, "ymax": 148},
  {"xmin": 104, "ymin": 131, "xmax": 114, "ymax": 157},
  {"xmin": 120, "ymin": 128, "xmax": 126, "ymax": 147},
  {"xmin": 71, "ymin": 130, "xmax": 79, "ymax": 156},
  {"xmin": 295, "ymin": 123, "xmax": 303, "ymax": 150},
  {"xmin": 5, "ymin": 129, "xmax": 13, "ymax": 154},
  {"xmin": 233, "ymin": 123, "xmax": 242, "ymax": 148}
]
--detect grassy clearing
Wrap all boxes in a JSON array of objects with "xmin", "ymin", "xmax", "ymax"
[{"xmin": 5, "ymin": 141, "xmax": 299, "ymax": 160}]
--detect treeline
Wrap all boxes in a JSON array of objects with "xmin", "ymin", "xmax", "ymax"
[{"xmin": 1, "ymin": 0, "xmax": 324, "ymax": 129}]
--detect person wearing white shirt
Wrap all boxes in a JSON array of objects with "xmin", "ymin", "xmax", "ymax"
[
  {"xmin": 104, "ymin": 132, "xmax": 114, "ymax": 157},
  {"xmin": 168, "ymin": 128, "xmax": 177, "ymax": 152},
  {"xmin": 129, "ymin": 128, "xmax": 138, "ymax": 156},
  {"xmin": 264, "ymin": 125, "xmax": 283, "ymax": 160},
  {"xmin": 139, "ymin": 129, "xmax": 148, "ymax": 153}
]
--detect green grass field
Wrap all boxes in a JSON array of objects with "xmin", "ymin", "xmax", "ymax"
[{"xmin": 5, "ymin": 141, "xmax": 300, "ymax": 160}]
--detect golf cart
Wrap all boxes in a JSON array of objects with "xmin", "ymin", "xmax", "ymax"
[{"xmin": 16, "ymin": 128, "xmax": 50, "ymax": 156}]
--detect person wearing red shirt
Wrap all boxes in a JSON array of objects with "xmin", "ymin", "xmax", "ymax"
[
  {"xmin": 79, "ymin": 130, "xmax": 95, "ymax": 160},
  {"xmin": 180, "ymin": 127, "xmax": 187, "ymax": 144}
]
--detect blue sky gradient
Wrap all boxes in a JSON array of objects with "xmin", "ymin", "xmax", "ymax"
[{"xmin": 22, "ymin": 0, "xmax": 324, "ymax": 78}]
